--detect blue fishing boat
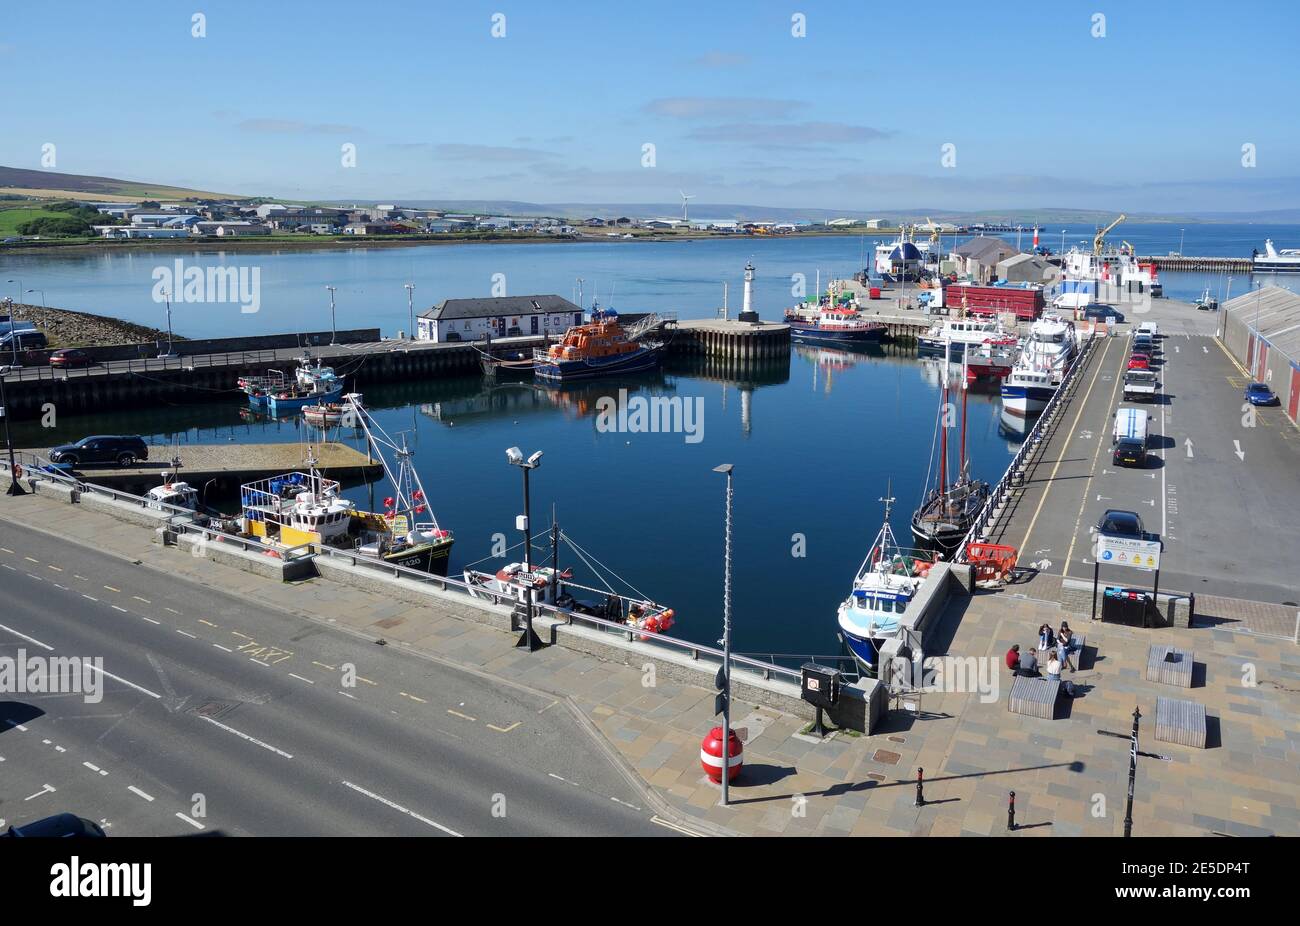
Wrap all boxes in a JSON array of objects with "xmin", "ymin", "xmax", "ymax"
[
  {"xmin": 533, "ymin": 308, "xmax": 663, "ymax": 382},
  {"xmin": 784, "ymin": 305, "xmax": 885, "ymax": 344},
  {"xmin": 837, "ymin": 493, "xmax": 936, "ymax": 676},
  {"xmin": 240, "ymin": 355, "xmax": 344, "ymax": 415}
]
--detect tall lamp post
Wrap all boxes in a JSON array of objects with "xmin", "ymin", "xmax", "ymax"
[
  {"xmin": 5, "ymin": 279, "xmax": 21, "ymax": 304},
  {"xmin": 507, "ymin": 446, "xmax": 544, "ymax": 651},
  {"xmin": 325, "ymin": 285, "xmax": 338, "ymax": 345},
  {"xmin": 713, "ymin": 462, "xmax": 734, "ymax": 806},
  {"xmin": 1, "ymin": 369, "xmax": 24, "ymax": 496},
  {"xmin": 404, "ymin": 283, "xmax": 416, "ymax": 340},
  {"xmin": 25, "ymin": 289, "xmax": 45, "ymax": 309},
  {"xmin": 163, "ymin": 291, "xmax": 175, "ymax": 356}
]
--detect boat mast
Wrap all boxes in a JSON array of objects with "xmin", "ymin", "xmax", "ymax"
[
  {"xmin": 959, "ymin": 339, "xmax": 969, "ymax": 482},
  {"xmin": 938, "ymin": 336, "xmax": 949, "ymax": 498}
]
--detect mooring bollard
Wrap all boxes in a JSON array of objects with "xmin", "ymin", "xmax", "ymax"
[
  {"xmin": 1007, "ymin": 790, "xmax": 1016, "ymax": 831},
  {"xmin": 915, "ymin": 767, "xmax": 925, "ymax": 807}
]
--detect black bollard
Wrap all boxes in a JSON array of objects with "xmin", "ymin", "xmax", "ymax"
[
  {"xmin": 1007, "ymin": 790, "xmax": 1016, "ymax": 831},
  {"xmin": 915, "ymin": 767, "xmax": 924, "ymax": 807}
]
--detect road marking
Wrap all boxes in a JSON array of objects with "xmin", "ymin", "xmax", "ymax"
[
  {"xmin": 231, "ymin": 631, "xmax": 251, "ymax": 639},
  {"xmin": 288, "ymin": 673, "xmax": 315, "ymax": 684},
  {"xmin": 83, "ymin": 761, "xmax": 101, "ymax": 773},
  {"xmin": 487, "ymin": 721, "xmax": 521, "ymax": 734},
  {"xmin": 611, "ymin": 796, "xmax": 640, "ymax": 810},
  {"xmin": 176, "ymin": 629, "xmax": 197, "ymax": 638},
  {"xmin": 25, "ymin": 784, "xmax": 56, "ymax": 801},
  {"xmin": 341, "ymin": 780, "xmax": 462, "ymax": 836},
  {"xmin": 54, "ymin": 583, "xmax": 68, "ymax": 590},
  {"xmin": 0, "ymin": 547, "xmax": 13, "ymax": 553},
  {"xmin": 128, "ymin": 786, "xmax": 155, "ymax": 802},
  {"xmin": 0, "ymin": 563, "xmax": 14, "ymax": 571},
  {"xmin": 26, "ymin": 573, "xmax": 42, "ymax": 581},
  {"xmin": 55, "ymin": 746, "xmax": 65, "ymax": 753},
  {"xmin": 651, "ymin": 815, "xmax": 703, "ymax": 836},
  {"xmin": 249, "ymin": 658, "xmax": 270, "ymax": 667},
  {"xmin": 103, "ymin": 586, "xmax": 120, "ymax": 593},
  {"xmin": 24, "ymin": 556, "xmax": 39, "ymax": 563},
  {"xmin": 538, "ymin": 699, "xmax": 559, "ymax": 714},
  {"xmin": 337, "ymin": 690, "xmax": 357, "ymax": 700},
  {"xmin": 132, "ymin": 596, "xmax": 150, "ymax": 604},
  {"xmin": 82, "ymin": 594, "xmax": 98, "ymax": 602},
  {"xmin": 140, "ymin": 616, "xmax": 160, "ymax": 625},
  {"xmin": 85, "ymin": 664, "xmax": 162, "ymax": 700},
  {"xmin": 111, "ymin": 605, "xmax": 128, "ymax": 613},
  {"xmin": 1233, "ymin": 439, "xmax": 1245, "ymax": 461},
  {"xmin": 356, "ymin": 676, "xmax": 377, "ymax": 686},
  {"xmin": 399, "ymin": 692, "xmax": 426, "ymax": 703},
  {"xmin": 199, "ymin": 715, "xmax": 293, "ymax": 758},
  {"xmin": 312, "ymin": 661, "xmax": 336, "ymax": 671},
  {"xmin": 47, "ymin": 565, "xmax": 62, "ymax": 572},
  {"xmin": 212, "ymin": 643, "xmax": 232, "ymax": 652},
  {"xmin": 0, "ymin": 622, "xmax": 54, "ymax": 651},
  {"xmin": 73, "ymin": 575, "xmax": 87, "ymax": 581},
  {"xmin": 175, "ymin": 812, "xmax": 205, "ymax": 830},
  {"xmin": 165, "ymin": 607, "xmax": 180, "ymax": 614},
  {"xmin": 198, "ymin": 619, "xmax": 218, "ymax": 627},
  {"xmin": 447, "ymin": 709, "xmax": 477, "ymax": 722}
]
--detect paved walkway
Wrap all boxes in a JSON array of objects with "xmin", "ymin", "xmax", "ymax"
[{"xmin": 2, "ymin": 491, "xmax": 1296, "ymax": 836}]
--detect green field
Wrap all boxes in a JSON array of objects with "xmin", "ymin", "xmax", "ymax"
[{"xmin": 0, "ymin": 207, "xmax": 66, "ymax": 236}]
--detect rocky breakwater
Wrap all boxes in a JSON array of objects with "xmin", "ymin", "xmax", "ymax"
[{"xmin": 2, "ymin": 299, "xmax": 182, "ymax": 348}]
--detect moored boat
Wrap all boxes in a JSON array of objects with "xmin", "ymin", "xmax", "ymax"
[
  {"xmin": 533, "ymin": 307, "xmax": 663, "ymax": 382},
  {"xmin": 917, "ymin": 315, "xmax": 1008, "ymax": 357},
  {"xmin": 1252, "ymin": 239, "xmax": 1300, "ymax": 274},
  {"xmin": 784, "ymin": 304, "xmax": 885, "ymax": 343}
]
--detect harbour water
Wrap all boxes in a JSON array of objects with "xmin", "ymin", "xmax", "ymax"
[{"xmin": 9, "ymin": 346, "xmax": 1020, "ymax": 666}]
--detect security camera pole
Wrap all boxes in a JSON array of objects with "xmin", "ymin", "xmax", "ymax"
[
  {"xmin": 507, "ymin": 446, "xmax": 544, "ymax": 651},
  {"xmin": 325, "ymin": 285, "xmax": 338, "ymax": 345}
]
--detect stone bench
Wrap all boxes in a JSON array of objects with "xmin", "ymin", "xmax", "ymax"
[
  {"xmin": 1146, "ymin": 645, "xmax": 1194, "ymax": 688},
  {"xmin": 1154, "ymin": 696, "xmax": 1206, "ymax": 748},
  {"xmin": 1008, "ymin": 676, "xmax": 1060, "ymax": 719}
]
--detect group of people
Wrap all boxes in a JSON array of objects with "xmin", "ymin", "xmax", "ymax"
[{"xmin": 1005, "ymin": 622, "xmax": 1083, "ymax": 682}]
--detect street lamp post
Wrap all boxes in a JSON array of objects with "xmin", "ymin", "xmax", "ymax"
[
  {"xmin": 325, "ymin": 285, "xmax": 338, "ymax": 345},
  {"xmin": 713, "ymin": 462, "xmax": 734, "ymax": 806},
  {"xmin": 1, "ymin": 371, "xmax": 25, "ymax": 496},
  {"xmin": 6, "ymin": 279, "xmax": 21, "ymax": 304},
  {"xmin": 507, "ymin": 446, "xmax": 544, "ymax": 651},
  {"xmin": 163, "ymin": 291, "xmax": 174, "ymax": 355},
  {"xmin": 404, "ymin": 283, "xmax": 416, "ymax": 340},
  {"xmin": 1123, "ymin": 705, "xmax": 1141, "ymax": 837},
  {"xmin": 25, "ymin": 289, "xmax": 45, "ymax": 308}
]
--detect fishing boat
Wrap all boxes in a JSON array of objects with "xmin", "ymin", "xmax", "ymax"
[
  {"xmin": 239, "ymin": 354, "xmax": 343, "ymax": 414},
  {"xmin": 965, "ymin": 335, "xmax": 1019, "ymax": 382},
  {"xmin": 1252, "ymin": 239, "xmax": 1300, "ymax": 273},
  {"xmin": 911, "ymin": 343, "xmax": 991, "ymax": 549},
  {"xmin": 1020, "ymin": 314, "xmax": 1077, "ymax": 376},
  {"xmin": 463, "ymin": 519, "xmax": 676, "ymax": 638},
  {"xmin": 145, "ymin": 474, "xmax": 200, "ymax": 512},
  {"xmin": 837, "ymin": 492, "xmax": 935, "ymax": 676},
  {"xmin": 239, "ymin": 402, "xmax": 453, "ymax": 573},
  {"xmin": 533, "ymin": 307, "xmax": 664, "ymax": 381},
  {"xmin": 302, "ymin": 393, "xmax": 362, "ymax": 427},
  {"xmin": 1000, "ymin": 357, "xmax": 1057, "ymax": 417},
  {"xmin": 784, "ymin": 304, "xmax": 885, "ymax": 344},
  {"xmin": 917, "ymin": 315, "xmax": 1008, "ymax": 357}
]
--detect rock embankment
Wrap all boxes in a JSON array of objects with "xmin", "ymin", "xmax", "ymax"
[{"xmin": 1, "ymin": 300, "xmax": 184, "ymax": 348}]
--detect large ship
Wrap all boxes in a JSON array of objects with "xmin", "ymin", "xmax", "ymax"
[
  {"xmin": 1061, "ymin": 245, "xmax": 1162, "ymax": 297},
  {"xmin": 837, "ymin": 493, "xmax": 935, "ymax": 676},
  {"xmin": 533, "ymin": 307, "xmax": 664, "ymax": 381},
  {"xmin": 1252, "ymin": 239, "xmax": 1300, "ymax": 273}
]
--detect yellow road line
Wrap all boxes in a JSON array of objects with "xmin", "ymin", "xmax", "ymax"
[
  {"xmin": 486, "ymin": 721, "xmax": 521, "ymax": 734},
  {"xmin": 399, "ymin": 692, "xmax": 427, "ymax": 704},
  {"xmin": 230, "ymin": 631, "xmax": 252, "ymax": 639},
  {"xmin": 1017, "ymin": 337, "xmax": 1113, "ymax": 554},
  {"xmin": 198, "ymin": 619, "xmax": 218, "ymax": 628},
  {"xmin": 312, "ymin": 661, "xmax": 336, "ymax": 671},
  {"xmin": 1061, "ymin": 352, "xmax": 1127, "ymax": 579},
  {"xmin": 446, "ymin": 709, "xmax": 477, "ymax": 722}
]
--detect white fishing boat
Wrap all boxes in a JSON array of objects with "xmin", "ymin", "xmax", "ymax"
[
  {"xmin": 1000, "ymin": 356, "xmax": 1057, "ymax": 417},
  {"xmin": 1020, "ymin": 314, "xmax": 1077, "ymax": 377},
  {"xmin": 1252, "ymin": 239, "xmax": 1300, "ymax": 273},
  {"xmin": 917, "ymin": 315, "xmax": 1008, "ymax": 357}
]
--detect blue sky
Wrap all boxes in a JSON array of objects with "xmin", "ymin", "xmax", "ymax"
[{"xmin": 3, "ymin": 0, "xmax": 1298, "ymax": 212}]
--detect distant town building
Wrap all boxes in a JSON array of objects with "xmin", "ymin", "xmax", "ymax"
[
  {"xmin": 191, "ymin": 221, "xmax": 271, "ymax": 237},
  {"xmin": 417, "ymin": 295, "xmax": 583, "ymax": 343}
]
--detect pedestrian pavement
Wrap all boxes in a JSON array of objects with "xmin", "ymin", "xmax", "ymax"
[{"xmin": 3, "ymin": 491, "xmax": 1296, "ymax": 836}]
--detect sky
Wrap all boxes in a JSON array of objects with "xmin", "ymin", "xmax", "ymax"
[{"xmin": 3, "ymin": 0, "xmax": 1299, "ymax": 214}]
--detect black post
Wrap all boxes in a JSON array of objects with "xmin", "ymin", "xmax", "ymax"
[
  {"xmin": 1090, "ymin": 560, "xmax": 1100, "ymax": 621},
  {"xmin": 1150, "ymin": 567, "xmax": 1160, "ymax": 627},
  {"xmin": 915, "ymin": 767, "xmax": 925, "ymax": 807},
  {"xmin": 516, "ymin": 464, "xmax": 541, "ymax": 651},
  {"xmin": 1007, "ymin": 790, "xmax": 1016, "ymax": 831},
  {"xmin": 1123, "ymin": 706, "xmax": 1140, "ymax": 838},
  {"xmin": 1, "ymin": 375, "xmax": 25, "ymax": 496}
]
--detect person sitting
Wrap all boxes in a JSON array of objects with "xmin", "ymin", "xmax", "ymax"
[
  {"xmin": 1006, "ymin": 644, "xmax": 1022, "ymax": 673},
  {"xmin": 1017, "ymin": 648, "xmax": 1039, "ymax": 678},
  {"xmin": 1037, "ymin": 623, "xmax": 1055, "ymax": 653},
  {"xmin": 1046, "ymin": 655, "xmax": 1062, "ymax": 681}
]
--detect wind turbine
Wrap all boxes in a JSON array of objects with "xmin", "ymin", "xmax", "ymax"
[{"xmin": 679, "ymin": 190, "xmax": 695, "ymax": 224}]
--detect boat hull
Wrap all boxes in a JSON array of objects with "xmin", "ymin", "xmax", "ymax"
[
  {"xmin": 268, "ymin": 385, "xmax": 344, "ymax": 415},
  {"xmin": 380, "ymin": 537, "xmax": 453, "ymax": 576},
  {"xmin": 534, "ymin": 344, "xmax": 663, "ymax": 381},
  {"xmin": 1000, "ymin": 382, "xmax": 1056, "ymax": 417},
  {"xmin": 910, "ymin": 483, "xmax": 991, "ymax": 550},
  {"xmin": 789, "ymin": 322, "xmax": 885, "ymax": 344},
  {"xmin": 1253, "ymin": 260, "xmax": 1300, "ymax": 273}
]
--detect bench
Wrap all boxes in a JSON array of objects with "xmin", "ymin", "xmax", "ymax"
[
  {"xmin": 1037, "ymin": 633, "xmax": 1087, "ymax": 670},
  {"xmin": 1154, "ymin": 696, "xmax": 1206, "ymax": 748},
  {"xmin": 1146, "ymin": 645, "xmax": 1194, "ymax": 688},
  {"xmin": 1008, "ymin": 676, "xmax": 1060, "ymax": 719}
]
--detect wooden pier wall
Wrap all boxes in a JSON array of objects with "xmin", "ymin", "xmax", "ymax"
[{"xmin": 1140, "ymin": 255, "xmax": 1253, "ymax": 273}]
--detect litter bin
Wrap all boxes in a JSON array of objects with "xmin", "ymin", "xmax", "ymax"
[{"xmin": 1102, "ymin": 586, "xmax": 1151, "ymax": 627}]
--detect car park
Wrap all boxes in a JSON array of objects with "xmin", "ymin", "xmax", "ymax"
[
  {"xmin": 1245, "ymin": 381, "xmax": 1280, "ymax": 406},
  {"xmin": 47, "ymin": 435, "xmax": 149, "ymax": 467}
]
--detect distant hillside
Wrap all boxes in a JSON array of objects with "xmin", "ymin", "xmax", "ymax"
[{"xmin": 0, "ymin": 165, "xmax": 240, "ymax": 201}]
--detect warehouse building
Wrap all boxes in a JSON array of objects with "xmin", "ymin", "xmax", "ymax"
[
  {"xmin": 1221, "ymin": 285, "xmax": 1300, "ymax": 425},
  {"xmin": 417, "ymin": 295, "xmax": 583, "ymax": 342}
]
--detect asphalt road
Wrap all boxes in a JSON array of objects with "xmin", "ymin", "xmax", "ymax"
[
  {"xmin": 1010, "ymin": 328, "xmax": 1300, "ymax": 604},
  {"xmin": 0, "ymin": 521, "xmax": 678, "ymax": 836}
]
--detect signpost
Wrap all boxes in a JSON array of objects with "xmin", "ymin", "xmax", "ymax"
[{"xmin": 1091, "ymin": 535, "xmax": 1163, "ymax": 623}]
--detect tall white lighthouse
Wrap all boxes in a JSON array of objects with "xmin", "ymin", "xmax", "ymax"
[{"xmin": 741, "ymin": 261, "xmax": 756, "ymax": 319}]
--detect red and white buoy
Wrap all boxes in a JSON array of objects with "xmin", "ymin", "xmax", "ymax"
[{"xmin": 700, "ymin": 726, "xmax": 743, "ymax": 783}]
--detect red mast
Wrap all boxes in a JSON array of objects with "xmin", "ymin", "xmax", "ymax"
[{"xmin": 938, "ymin": 350, "xmax": 948, "ymax": 496}]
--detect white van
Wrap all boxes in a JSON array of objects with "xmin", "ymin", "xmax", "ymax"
[
  {"xmin": 1136, "ymin": 322, "xmax": 1158, "ymax": 339},
  {"xmin": 1113, "ymin": 406, "xmax": 1151, "ymax": 467}
]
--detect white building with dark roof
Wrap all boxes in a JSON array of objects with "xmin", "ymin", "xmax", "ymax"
[{"xmin": 417, "ymin": 295, "xmax": 583, "ymax": 342}]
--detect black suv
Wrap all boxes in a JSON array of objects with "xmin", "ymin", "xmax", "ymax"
[{"xmin": 48, "ymin": 435, "xmax": 149, "ymax": 467}]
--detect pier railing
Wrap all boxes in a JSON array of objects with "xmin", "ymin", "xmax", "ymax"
[{"xmin": 952, "ymin": 329, "xmax": 1100, "ymax": 564}]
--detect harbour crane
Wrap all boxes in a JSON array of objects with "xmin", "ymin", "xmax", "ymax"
[{"xmin": 1093, "ymin": 213, "xmax": 1126, "ymax": 255}]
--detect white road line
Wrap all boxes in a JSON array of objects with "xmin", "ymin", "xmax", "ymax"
[
  {"xmin": 84, "ymin": 663, "xmax": 162, "ymax": 700},
  {"xmin": 340, "ymin": 780, "xmax": 462, "ymax": 836},
  {"xmin": 25, "ymin": 784, "xmax": 56, "ymax": 801},
  {"xmin": 0, "ymin": 546, "xmax": 13, "ymax": 553},
  {"xmin": 650, "ymin": 815, "xmax": 702, "ymax": 837},
  {"xmin": 164, "ymin": 607, "xmax": 180, "ymax": 614},
  {"xmin": 249, "ymin": 658, "xmax": 270, "ymax": 667},
  {"xmin": 128, "ymin": 786, "xmax": 155, "ymax": 802},
  {"xmin": 198, "ymin": 716, "xmax": 294, "ymax": 759},
  {"xmin": 176, "ymin": 629, "xmax": 197, "ymax": 638},
  {"xmin": 212, "ymin": 644, "xmax": 233, "ymax": 653},
  {"xmin": 175, "ymin": 812, "xmax": 205, "ymax": 830},
  {"xmin": 53, "ymin": 583, "xmax": 68, "ymax": 590},
  {"xmin": 26, "ymin": 573, "xmax": 42, "ymax": 581},
  {"xmin": 288, "ymin": 673, "xmax": 315, "ymax": 684},
  {"xmin": 132, "ymin": 596, "xmax": 150, "ymax": 604},
  {"xmin": 83, "ymin": 761, "xmax": 101, "ymax": 773},
  {"xmin": 111, "ymin": 605, "xmax": 128, "ymax": 613},
  {"xmin": 610, "ymin": 796, "xmax": 640, "ymax": 810},
  {"xmin": 337, "ymin": 690, "xmax": 357, "ymax": 700},
  {"xmin": 47, "ymin": 565, "xmax": 62, "ymax": 572},
  {"xmin": 0, "ymin": 563, "xmax": 15, "ymax": 570},
  {"xmin": 140, "ymin": 616, "xmax": 160, "ymax": 625},
  {"xmin": 82, "ymin": 594, "xmax": 98, "ymax": 602},
  {"xmin": 0, "ymin": 622, "xmax": 54, "ymax": 651},
  {"xmin": 24, "ymin": 556, "xmax": 38, "ymax": 563}
]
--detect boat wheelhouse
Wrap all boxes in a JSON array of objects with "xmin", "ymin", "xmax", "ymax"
[
  {"xmin": 1000, "ymin": 361, "xmax": 1057, "ymax": 417},
  {"xmin": 917, "ymin": 316, "xmax": 1007, "ymax": 357},
  {"xmin": 784, "ymin": 305, "xmax": 885, "ymax": 343}
]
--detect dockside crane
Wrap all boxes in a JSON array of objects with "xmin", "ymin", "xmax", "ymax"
[{"xmin": 1093, "ymin": 213, "xmax": 1126, "ymax": 255}]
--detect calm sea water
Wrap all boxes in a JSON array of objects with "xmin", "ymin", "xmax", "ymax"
[
  {"xmin": 4, "ymin": 224, "xmax": 1296, "ymax": 661},
  {"xmin": 2, "ymin": 223, "xmax": 1297, "ymax": 338}
]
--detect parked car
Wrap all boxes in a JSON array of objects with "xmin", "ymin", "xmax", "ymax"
[
  {"xmin": 1083, "ymin": 304, "xmax": 1124, "ymax": 323},
  {"xmin": 49, "ymin": 348, "xmax": 94, "ymax": 368},
  {"xmin": 1113, "ymin": 437, "xmax": 1148, "ymax": 468},
  {"xmin": 4, "ymin": 812, "xmax": 107, "ymax": 837},
  {"xmin": 1127, "ymin": 353, "xmax": 1151, "ymax": 370},
  {"xmin": 48, "ymin": 435, "xmax": 149, "ymax": 467},
  {"xmin": 1244, "ymin": 381, "xmax": 1280, "ymax": 406},
  {"xmin": 1093, "ymin": 509, "xmax": 1147, "ymax": 539}
]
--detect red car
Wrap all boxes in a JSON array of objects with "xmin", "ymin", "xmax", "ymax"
[
  {"xmin": 49, "ymin": 348, "xmax": 94, "ymax": 368},
  {"xmin": 1127, "ymin": 352, "xmax": 1150, "ymax": 371}
]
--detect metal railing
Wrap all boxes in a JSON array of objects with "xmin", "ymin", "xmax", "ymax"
[{"xmin": 954, "ymin": 331, "xmax": 1100, "ymax": 563}]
